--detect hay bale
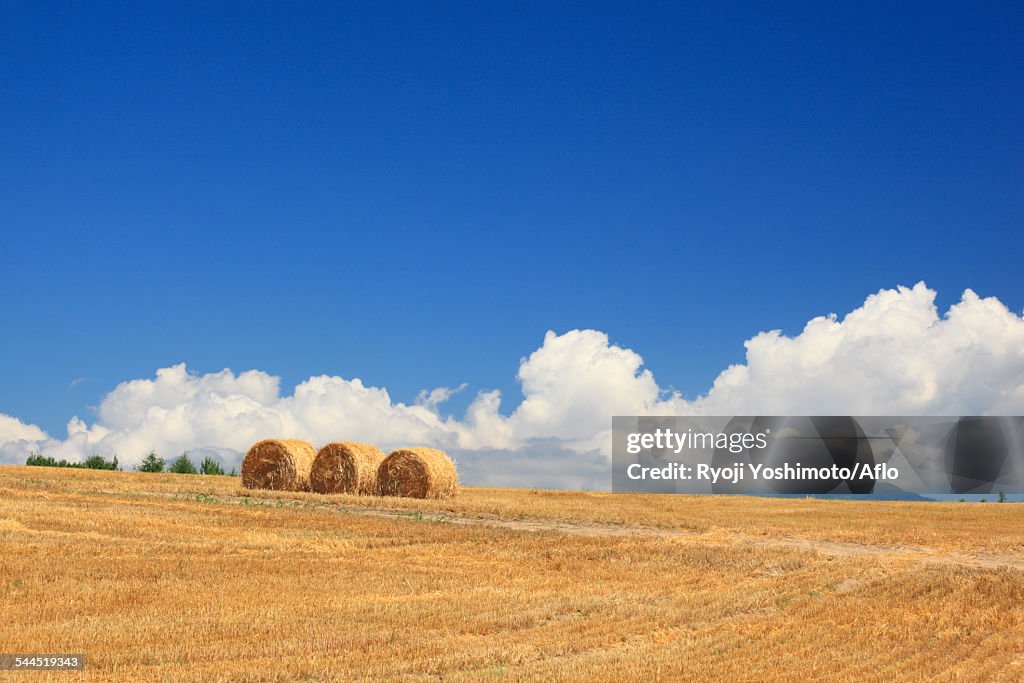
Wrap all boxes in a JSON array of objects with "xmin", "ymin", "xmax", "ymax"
[
  {"xmin": 242, "ymin": 439, "xmax": 316, "ymax": 491},
  {"xmin": 378, "ymin": 447, "xmax": 458, "ymax": 499},
  {"xmin": 310, "ymin": 442, "xmax": 386, "ymax": 495}
]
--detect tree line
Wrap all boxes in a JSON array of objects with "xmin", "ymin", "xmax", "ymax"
[{"xmin": 26, "ymin": 451, "xmax": 238, "ymax": 476}]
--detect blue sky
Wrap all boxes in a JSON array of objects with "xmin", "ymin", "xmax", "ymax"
[{"xmin": 2, "ymin": 1, "xmax": 1021, "ymax": 436}]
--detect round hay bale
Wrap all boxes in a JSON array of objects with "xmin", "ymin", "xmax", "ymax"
[
  {"xmin": 378, "ymin": 447, "xmax": 459, "ymax": 499},
  {"xmin": 242, "ymin": 439, "xmax": 316, "ymax": 491},
  {"xmin": 310, "ymin": 442, "xmax": 386, "ymax": 495}
]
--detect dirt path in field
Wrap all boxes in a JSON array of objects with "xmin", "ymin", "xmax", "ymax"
[
  {"xmin": 166, "ymin": 489, "xmax": 1024, "ymax": 572},
  {"xmin": 6, "ymin": 477, "xmax": 1022, "ymax": 572},
  {"xmin": 433, "ymin": 509, "xmax": 1024, "ymax": 571},
  {"xmin": 53, "ymin": 484, "xmax": 1022, "ymax": 573},
  {"xmin": 760, "ymin": 536, "xmax": 1024, "ymax": 571}
]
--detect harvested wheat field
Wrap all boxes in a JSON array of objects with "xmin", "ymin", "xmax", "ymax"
[{"xmin": 1, "ymin": 466, "xmax": 1022, "ymax": 682}]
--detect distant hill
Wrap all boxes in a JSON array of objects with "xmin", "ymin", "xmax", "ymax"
[{"xmin": 763, "ymin": 482, "xmax": 933, "ymax": 501}]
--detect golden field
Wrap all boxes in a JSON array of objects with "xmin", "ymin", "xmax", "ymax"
[{"xmin": 0, "ymin": 466, "xmax": 1022, "ymax": 682}]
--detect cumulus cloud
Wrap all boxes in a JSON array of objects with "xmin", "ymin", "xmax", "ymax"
[
  {"xmin": 457, "ymin": 329, "xmax": 685, "ymax": 453},
  {"xmin": 683, "ymin": 283, "xmax": 1024, "ymax": 416},
  {"xmin": 416, "ymin": 384, "xmax": 468, "ymax": 411},
  {"xmin": 1, "ymin": 283, "xmax": 1022, "ymax": 489},
  {"xmin": 0, "ymin": 414, "xmax": 51, "ymax": 465},
  {"xmin": 15, "ymin": 365, "xmax": 466, "ymax": 469},
  {"xmin": 0, "ymin": 414, "xmax": 48, "ymax": 443}
]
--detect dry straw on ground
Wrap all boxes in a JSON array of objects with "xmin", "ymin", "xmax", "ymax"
[
  {"xmin": 5, "ymin": 467, "xmax": 1024, "ymax": 681},
  {"xmin": 310, "ymin": 442, "xmax": 386, "ymax": 495},
  {"xmin": 242, "ymin": 439, "xmax": 317, "ymax": 491},
  {"xmin": 378, "ymin": 447, "xmax": 459, "ymax": 499}
]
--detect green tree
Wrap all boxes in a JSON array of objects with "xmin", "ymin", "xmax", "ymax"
[
  {"xmin": 136, "ymin": 451, "xmax": 166, "ymax": 473},
  {"xmin": 999, "ymin": 490, "xmax": 1006, "ymax": 503},
  {"xmin": 26, "ymin": 453, "xmax": 80, "ymax": 468},
  {"xmin": 27, "ymin": 453, "xmax": 59, "ymax": 467},
  {"xmin": 168, "ymin": 453, "xmax": 198, "ymax": 474},
  {"xmin": 83, "ymin": 454, "xmax": 118, "ymax": 470},
  {"xmin": 228, "ymin": 467, "xmax": 238, "ymax": 477},
  {"xmin": 199, "ymin": 456, "xmax": 225, "ymax": 475},
  {"xmin": 27, "ymin": 452, "xmax": 119, "ymax": 470}
]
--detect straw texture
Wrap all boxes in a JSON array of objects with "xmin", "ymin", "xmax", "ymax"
[
  {"xmin": 310, "ymin": 442, "xmax": 386, "ymax": 495},
  {"xmin": 241, "ymin": 439, "xmax": 316, "ymax": 491},
  {"xmin": 378, "ymin": 447, "xmax": 458, "ymax": 499}
]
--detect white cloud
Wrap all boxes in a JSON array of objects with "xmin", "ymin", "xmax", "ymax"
[
  {"xmin": 416, "ymin": 384, "xmax": 468, "ymax": 411},
  {"xmin": 0, "ymin": 415, "xmax": 51, "ymax": 465},
  {"xmin": 457, "ymin": 329, "xmax": 685, "ymax": 452},
  {"xmin": 19, "ymin": 368, "xmax": 465, "ymax": 469},
  {"xmin": 0, "ymin": 414, "xmax": 48, "ymax": 443},
  {"xmin": 683, "ymin": 283, "xmax": 1024, "ymax": 416},
  {"xmin": 1, "ymin": 283, "xmax": 1022, "ymax": 489}
]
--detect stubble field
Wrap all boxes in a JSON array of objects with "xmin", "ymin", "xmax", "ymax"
[{"xmin": 1, "ymin": 466, "xmax": 1022, "ymax": 681}]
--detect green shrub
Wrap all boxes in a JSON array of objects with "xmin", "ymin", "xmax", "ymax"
[
  {"xmin": 168, "ymin": 453, "xmax": 198, "ymax": 474},
  {"xmin": 136, "ymin": 451, "xmax": 166, "ymax": 473},
  {"xmin": 83, "ymin": 454, "xmax": 119, "ymax": 470},
  {"xmin": 199, "ymin": 456, "xmax": 225, "ymax": 475},
  {"xmin": 26, "ymin": 453, "xmax": 118, "ymax": 470},
  {"xmin": 26, "ymin": 453, "xmax": 64, "ymax": 467}
]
